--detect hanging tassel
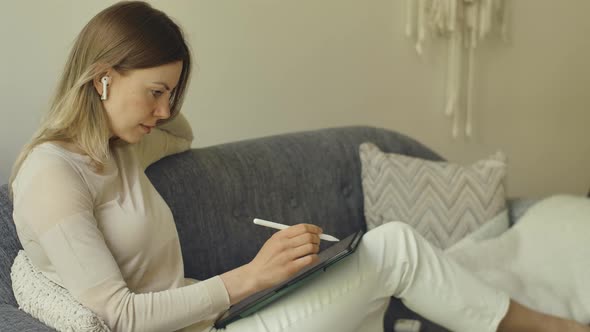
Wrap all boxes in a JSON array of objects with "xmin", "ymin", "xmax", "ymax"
[
  {"xmin": 405, "ymin": 0, "xmax": 508, "ymax": 140},
  {"xmin": 405, "ymin": 0, "xmax": 414, "ymax": 37},
  {"xmin": 415, "ymin": 0, "xmax": 427, "ymax": 55},
  {"xmin": 464, "ymin": 0, "xmax": 479, "ymax": 137}
]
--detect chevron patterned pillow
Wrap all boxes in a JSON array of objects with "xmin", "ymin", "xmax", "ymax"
[{"xmin": 360, "ymin": 142, "xmax": 507, "ymax": 249}]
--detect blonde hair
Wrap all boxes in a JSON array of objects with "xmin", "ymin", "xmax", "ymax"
[{"xmin": 9, "ymin": 1, "xmax": 192, "ymax": 200}]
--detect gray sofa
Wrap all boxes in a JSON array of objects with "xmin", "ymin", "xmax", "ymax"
[{"xmin": 0, "ymin": 126, "xmax": 536, "ymax": 331}]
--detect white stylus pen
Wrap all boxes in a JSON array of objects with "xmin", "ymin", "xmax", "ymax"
[{"xmin": 253, "ymin": 218, "xmax": 340, "ymax": 242}]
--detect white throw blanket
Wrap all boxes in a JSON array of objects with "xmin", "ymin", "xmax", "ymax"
[
  {"xmin": 447, "ymin": 194, "xmax": 590, "ymax": 323},
  {"xmin": 11, "ymin": 250, "xmax": 111, "ymax": 332}
]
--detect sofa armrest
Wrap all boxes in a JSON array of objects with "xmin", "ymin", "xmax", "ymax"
[
  {"xmin": 0, "ymin": 304, "xmax": 55, "ymax": 331},
  {"xmin": 506, "ymin": 198, "xmax": 541, "ymax": 226}
]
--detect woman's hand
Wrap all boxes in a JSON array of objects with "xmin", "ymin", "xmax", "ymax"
[
  {"xmin": 220, "ymin": 223, "xmax": 322, "ymax": 305},
  {"xmin": 249, "ymin": 223, "xmax": 322, "ymax": 290}
]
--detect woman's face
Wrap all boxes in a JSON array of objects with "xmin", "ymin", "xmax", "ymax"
[{"xmin": 96, "ymin": 61, "xmax": 183, "ymax": 144}]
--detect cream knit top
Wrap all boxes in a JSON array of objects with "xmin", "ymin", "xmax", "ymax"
[{"xmin": 11, "ymin": 115, "xmax": 230, "ymax": 332}]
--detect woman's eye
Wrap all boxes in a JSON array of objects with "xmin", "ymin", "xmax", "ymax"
[{"xmin": 152, "ymin": 90, "xmax": 164, "ymax": 97}]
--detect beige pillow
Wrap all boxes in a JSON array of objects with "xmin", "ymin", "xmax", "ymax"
[
  {"xmin": 10, "ymin": 250, "xmax": 111, "ymax": 332},
  {"xmin": 360, "ymin": 142, "xmax": 507, "ymax": 249}
]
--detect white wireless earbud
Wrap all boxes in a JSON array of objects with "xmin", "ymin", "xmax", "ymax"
[{"xmin": 100, "ymin": 76, "xmax": 109, "ymax": 101}]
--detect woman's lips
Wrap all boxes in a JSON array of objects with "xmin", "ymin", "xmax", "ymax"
[{"xmin": 140, "ymin": 124, "xmax": 153, "ymax": 134}]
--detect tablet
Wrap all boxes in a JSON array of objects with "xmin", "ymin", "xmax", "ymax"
[{"xmin": 214, "ymin": 229, "xmax": 364, "ymax": 329}]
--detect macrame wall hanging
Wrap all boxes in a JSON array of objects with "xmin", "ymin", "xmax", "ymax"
[{"xmin": 405, "ymin": 0, "xmax": 509, "ymax": 138}]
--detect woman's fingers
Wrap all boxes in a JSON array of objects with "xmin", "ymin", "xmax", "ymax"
[
  {"xmin": 279, "ymin": 223, "xmax": 323, "ymax": 239},
  {"xmin": 288, "ymin": 232, "xmax": 321, "ymax": 248},
  {"xmin": 282, "ymin": 253, "xmax": 320, "ymax": 276},
  {"xmin": 287, "ymin": 242, "xmax": 320, "ymax": 261},
  {"xmin": 277, "ymin": 225, "xmax": 321, "ymax": 261},
  {"xmin": 292, "ymin": 253, "xmax": 320, "ymax": 270}
]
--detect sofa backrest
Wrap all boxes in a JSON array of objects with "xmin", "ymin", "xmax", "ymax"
[
  {"xmin": 0, "ymin": 126, "xmax": 442, "ymax": 305},
  {"xmin": 144, "ymin": 126, "xmax": 442, "ymax": 280}
]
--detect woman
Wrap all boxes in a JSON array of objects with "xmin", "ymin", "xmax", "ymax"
[{"xmin": 9, "ymin": 2, "xmax": 590, "ymax": 331}]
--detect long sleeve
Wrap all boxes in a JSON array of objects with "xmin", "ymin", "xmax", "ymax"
[
  {"xmin": 12, "ymin": 150, "xmax": 230, "ymax": 332},
  {"xmin": 136, "ymin": 113, "xmax": 195, "ymax": 169}
]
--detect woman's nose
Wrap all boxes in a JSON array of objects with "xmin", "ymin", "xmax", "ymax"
[{"xmin": 153, "ymin": 100, "xmax": 171, "ymax": 119}]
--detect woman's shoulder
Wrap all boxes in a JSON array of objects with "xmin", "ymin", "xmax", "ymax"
[
  {"xmin": 11, "ymin": 141, "xmax": 98, "ymax": 201},
  {"xmin": 14, "ymin": 142, "xmax": 91, "ymax": 188},
  {"xmin": 45, "ymin": 140, "xmax": 88, "ymax": 155},
  {"xmin": 26, "ymin": 141, "xmax": 92, "ymax": 170},
  {"xmin": 39, "ymin": 141, "xmax": 91, "ymax": 160}
]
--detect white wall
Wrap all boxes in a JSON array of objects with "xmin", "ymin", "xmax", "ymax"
[{"xmin": 1, "ymin": 0, "xmax": 589, "ymax": 198}]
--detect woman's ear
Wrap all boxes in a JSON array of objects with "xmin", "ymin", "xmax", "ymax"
[
  {"xmin": 92, "ymin": 74, "xmax": 107, "ymax": 95},
  {"xmin": 93, "ymin": 73, "xmax": 112, "ymax": 100},
  {"xmin": 92, "ymin": 66, "xmax": 114, "ymax": 97}
]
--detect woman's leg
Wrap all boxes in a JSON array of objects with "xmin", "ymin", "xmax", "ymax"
[{"xmin": 214, "ymin": 222, "xmax": 511, "ymax": 332}]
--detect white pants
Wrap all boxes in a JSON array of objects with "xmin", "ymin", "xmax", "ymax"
[{"xmin": 211, "ymin": 222, "xmax": 510, "ymax": 332}]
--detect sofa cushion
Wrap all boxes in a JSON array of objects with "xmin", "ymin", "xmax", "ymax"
[
  {"xmin": 10, "ymin": 250, "xmax": 110, "ymax": 332},
  {"xmin": 360, "ymin": 142, "xmax": 507, "ymax": 249}
]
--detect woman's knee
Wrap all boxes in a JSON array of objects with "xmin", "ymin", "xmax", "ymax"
[
  {"xmin": 365, "ymin": 221, "xmax": 421, "ymax": 260},
  {"xmin": 362, "ymin": 222, "xmax": 424, "ymax": 296}
]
